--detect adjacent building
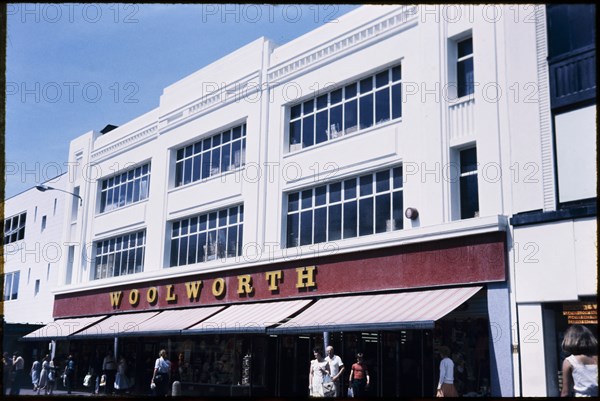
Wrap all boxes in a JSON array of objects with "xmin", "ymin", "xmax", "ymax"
[{"xmin": 18, "ymin": 4, "xmax": 596, "ymax": 397}]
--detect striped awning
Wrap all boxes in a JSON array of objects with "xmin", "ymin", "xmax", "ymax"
[
  {"xmin": 71, "ymin": 311, "xmax": 159, "ymax": 338},
  {"xmin": 183, "ymin": 299, "xmax": 312, "ymax": 334},
  {"xmin": 120, "ymin": 306, "xmax": 226, "ymax": 336},
  {"xmin": 22, "ymin": 316, "xmax": 107, "ymax": 340},
  {"xmin": 269, "ymin": 286, "xmax": 482, "ymax": 333}
]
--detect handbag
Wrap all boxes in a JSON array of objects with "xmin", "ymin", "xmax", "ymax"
[
  {"xmin": 347, "ymin": 386, "xmax": 354, "ymax": 398},
  {"xmin": 83, "ymin": 373, "xmax": 93, "ymax": 387},
  {"xmin": 99, "ymin": 374, "xmax": 107, "ymax": 387},
  {"xmin": 322, "ymin": 375, "xmax": 335, "ymax": 397}
]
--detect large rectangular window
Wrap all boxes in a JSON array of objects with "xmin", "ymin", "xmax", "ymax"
[
  {"xmin": 286, "ymin": 166, "xmax": 403, "ymax": 247},
  {"xmin": 3, "ymin": 271, "xmax": 20, "ymax": 301},
  {"xmin": 175, "ymin": 124, "xmax": 247, "ymax": 187},
  {"xmin": 459, "ymin": 147, "xmax": 479, "ymax": 219},
  {"xmin": 289, "ymin": 65, "xmax": 402, "ymax": 152},
  {"xmin": 3, "ymin": 212, "xmax": 26, "ymax": 245},
  {"xmin": 100, "ymin": 163, "xmax": 150, "ymax": 213},
  {"xmin": 94, "ymin": 230, "xmax": 146, "ymax": 280},
  {"xmin": 170, "ymin": 205, "xmax": 244, "ymax": 267},
  {"xmin": 457, "ymin": 37, "xmax": 474, "ymax": 98}
]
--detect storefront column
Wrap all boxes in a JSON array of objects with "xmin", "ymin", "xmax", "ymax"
[
  {"xmin": 323, "ymin": 332, "xmax": 330, "ymax": 351},
  {"xmin": 114, "ymin": 337, "xmax": 119, "ymax": 359},
  {"xmin": 487, "ymin": 282, "xmax": 514, "ymax": 396},
  {"xmin": 517, "ymin": 303, "xmax": 546, "ymax": 396}
]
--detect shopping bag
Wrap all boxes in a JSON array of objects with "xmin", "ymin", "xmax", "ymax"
[
  {"xmin": 83, "ymin": 373, "xmax": 93, "ymax": 387},
  {"xmin": 348, "ymin": 386, "xmax": 354, "ymax": 397}
]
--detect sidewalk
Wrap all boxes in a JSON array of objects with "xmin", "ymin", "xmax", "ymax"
[{"xmin": 7, "ymin": 387, "xmax": 94, "ymax": 397}]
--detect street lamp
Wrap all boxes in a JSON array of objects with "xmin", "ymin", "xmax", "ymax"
[{"xmin": 35, "ymin": 185, "xmax": 83, "ymax": 206}]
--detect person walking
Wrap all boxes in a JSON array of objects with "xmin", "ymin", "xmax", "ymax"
[
  {"xmin": 560, "ymin": 325, "xmax": 598, "ymax": 397},
  {"xmin": 3, "ymin": 352, "xmax": 14, "ymax": 395},
  {"xmin": 325, "ymin": 346, "xmax": 345, "ymax": 397},
  {"xmin": 10, "ymin": 351, "xmax": 25, "ymax": 395},
  {"xmin": 103, "ymin": 350, "xmax": 117, "ymax": 395},
  {"xmin": 151, "ymin": 349, "xmax": 171, "ymax": 397},
  {"xmin": 46, "ymin": 358, "xmax": 57, "ymax": 395},
  {"xmin": 37, "ymin": 355, "xmax": 50, "ymax": 395},
  {"xmin": 64, "ymin": 354, "xmax": 76, "ymax": 394},
  {"xmin": 89, "ymin": 349, "xmax": 103, "ymax": 395},
  {"xmin": 309, "ymin": 347, "xmax": 330, "ymax": 397},
  {"xmin": 436, "ymin": 346, "xmax": 458, "ymax": 397},
  {"xmin": 115, "ymin": 356, "xmax": 131, "ymax": 394},
  {"xmin": 348, "ymin": 353, "xmax": 370, "ymax": 397},
  {"xmin": 31, "ymin": 357, "xmax": 41, "ymax": 392}
]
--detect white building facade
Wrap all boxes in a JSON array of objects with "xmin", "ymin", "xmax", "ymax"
[{"xmin": 22, "ymin": 4, "xmax": 596, "ymax": 397}]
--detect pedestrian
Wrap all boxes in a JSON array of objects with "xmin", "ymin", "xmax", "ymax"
[
  {"xmin": 10, "ymin": 351, "xmax": 25, "ymax": 395},
  {"xmin": 47, "ymin": 358, "xmax": 57, "ymax": 395},
  {"xmin": 560, "ymin": 324, "xmax": 598, "ymax": 397},
  {"xmin": 436, "ymin": 346, "xmax": 458, "ymax": 397},
  {"xmin": 89, "ymin": 349, "xmax": 103, "ymax": 395},
  {"xmin": 37, "ymin": 355, "xmax": 50, "ymax": 395},
  {"xmin": 3, "ymin": 352, "xmax": 14, "ymax": 395},
  {"xmin": 115, "ymin": 356, "xmax": 131, "ymax": 394},
  {"xmin": 309, "ymin": 347, "xmax": 330, "ymax": 397},
  {"xmin": 103, "ymin": 350, "xmax": 117, "ymax": 395},
  {"xmin": 325, "ymin": 346, "xmax": 345, "ymax": 397},
  {"xmin": 348, "ymin": 352, "xmax": 370, "ymax": 397},
  {"xmin": 64, "ymin": 354, "xmax": 76, "ymax": 394},
  {"xmin": 31, "ymin": 357, "xmax": 41, "ymax": 391},
  {"xmin": 151, "ymin": 349, "xmax": 171, "ymax": 397}
]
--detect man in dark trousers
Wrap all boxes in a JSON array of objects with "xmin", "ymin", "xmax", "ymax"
[{"xmin": 64, "ymin": 354, "xmax": 76, "ymax": 394}]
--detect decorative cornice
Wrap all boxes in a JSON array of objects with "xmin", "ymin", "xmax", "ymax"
[
  {"xmin": 91, "ymin": 124, "xmax": 159, "ymax": 161},
  {"xmin": 267, "ymin": 5, "xmax": 418, "ymax": 84}
]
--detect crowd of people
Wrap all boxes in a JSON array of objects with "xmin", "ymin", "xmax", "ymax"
[{"xmin": 3, "ymin": 324, "xmax": 596, "ymax": 397}]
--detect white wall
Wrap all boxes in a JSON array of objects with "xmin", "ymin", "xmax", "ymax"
[{"xmin": 3, "ymin": 173, "xmax": 69, "ymax": 324}]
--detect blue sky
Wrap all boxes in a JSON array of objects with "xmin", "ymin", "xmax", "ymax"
[{"xmin": 5, "ymin": 4, "xmax": 360, "ymax": 198}]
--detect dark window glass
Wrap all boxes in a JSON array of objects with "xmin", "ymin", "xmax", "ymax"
[
  {"xmin": 460, "ymin": 174, "xmax": 479, "ymax": 219},
  {"xmin": 300, "ymin": 210, "xmax": 313, "ymax": 246},
  {"xmin": 360, "ymin": 175, "xmax": 373, "ymax": 196},
  {"xmin": 330, "ymin": 183, "xmax": 342, "ymax": 203},
  {"xmin": 316, "ymin": 110, "xmax": 329, "ymax": 144},
  {"xmin": 317, "ymin": 94, "xmax": 328, "ymax": 109},
  {"xmin": 328, "ymin": 204, "xmax": 342, "ymax": 241},
  {"xmin": 392, "ymin": 65, "xmax": 402, "ymax": 81},
  {"xmin": 359, "ymin": 198, "xmax": 374, "ymax": 236},
  {"xmin": 288, "ymin": 192, "xmax": 299, "ymax": 212},
  {"xmin": 343, "ymin": 201, "xmax": 357, "ymax": 238},
  {"xmin": 290, "ymin": 120, "xmax": 302, "ymax": 148},
  {"xmin": 303, "ymin": 99, "xmax": 314, "ymax": 114},
  {"xmin": 457, "ymin": 57, "xmax": 474, "ymax": 98},
  {"xmin": 359, "ymin": 94, "xmax": 374, "ymax": 129},
  {"xmin": 391, "ymin": 84, "xmax": 402, "ymax": 119},
  {"xmin": 291, "ymin": 104, "xmax": 302, "ymax": 119},
  {"xmin": 376, "ymin": 71, "xmax": 389, "ymax": 88},
  {"xmin": 460, "ymin": 148, "xmax": 478, "ymax": 173},
  {"xmin": 315, "ymin": 186, "xmax": 327, "ymax": 206},
  {"xmin": 314, "ymin": 207, "xmax": 327, "ymax": 243},
  {"xmin": 375, "ymin": 194, "xmax": 391, "ymax": 233},
  {"xmin": 392, "ymin": 191, "xmax": 404, "ymax": 230},
  {"xmin": 376, "ymin": 170, "xmax": 390, "ymax": 192},
  {"xmin": 302, "ymin": 115, "xmax": 315, "ymax": 148},
  {"xmin": 360, "ymin": 77, "xmax": 373, "ymax": 93},
  {"xmin": 331, "ymin": 88, "xmax": 343, "ymax": 104},
  {"xmin": 344, "ymin": 179, "xmax": 357, "ymax": 200},
  {"xmin": 344, "ymin": 100, "xmax": 358, "ymax": 134},
  {"xmin": 345, "ymin": 83, "xmax": 357, "ymax": 98},
  {"xmin": 375, "ymin": 87, "xmax": 390, "ymax": 123},
  {"xmin": 330, "ymin": 105, "xmax": 343, "ymax": 138},
  {"xmin": 301, "ymin": 190, "xmax": 313, "ymax": 209},
  {"xmin": 458, "ymin": 37, "xmax": 473, "ymax": 58}
]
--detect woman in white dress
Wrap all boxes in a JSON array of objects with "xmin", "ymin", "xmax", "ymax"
[
  {"xmin": 36, "ymin": 355, "xmax": 50, "ymax": 395},
  {"xmin": 309, "ymin": 348, "xmax": 330, "ymax": 397}
]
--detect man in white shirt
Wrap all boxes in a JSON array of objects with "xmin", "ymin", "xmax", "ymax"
[{"xmin": 325, "ymin": 346, "xmax": 345, "ymax": 397}]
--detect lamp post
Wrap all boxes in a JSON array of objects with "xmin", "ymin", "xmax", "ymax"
[{"xmin": 35, "ymin": 185, "xmax": 83, "ymax": 206}]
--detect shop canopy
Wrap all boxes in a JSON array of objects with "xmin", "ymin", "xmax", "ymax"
[
  {"xmin": 70, "ymin": 311, "xmax": 159, "ymax": 338},
  {"xmin": 268, "ymin": 286, "xmax": 483, "ymax": 334},
  {"xmin": 183, "ymin": 299, "xmax": 312, "ymax": 335},
  {"xmin": 22, "ymin": 315, "xmax": 107, "ymax": 341}
]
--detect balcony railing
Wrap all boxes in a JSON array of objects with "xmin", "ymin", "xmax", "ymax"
[{"xmin": 549, "ymin": 46, "xmax": 596, "ymax": 109}]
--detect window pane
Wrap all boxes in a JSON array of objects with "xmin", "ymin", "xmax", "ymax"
[
  {"xmin": 175, "ymin": 161, "xmax": 183, "ymax": 187},
  {"xmin": 360, "ymin": 77, "xmax": 373, "ymax": 93},
  {"xmin": 328, "ymin": 204, "xmax": 342, "ymax": 241},
  {"xmin": 300, "ymin": 210, "xmax": 313, "ymax": 246},
  {"xmin": 343, "ymin": 201, "xmax": 357, "ymax": 239},
  {"xmin": 197, "ymin": 232, "xmax": 206, "ymax": 262},
  {"xmin": 126, "ymin": 181, "xmax": 134, "ymax": 204},
  {"xmin": 458, "ymin": 38, "xmax": 473, "ymax": 58},
  {"xmin": 237, "ymin": 225, "xmax": 243, "ymax": 256},
  {"xmin": 211, "ymin": 148, "xmax": 220, "ymax": 175},
  {"xmin": 179, "ymin": 237, "xmax": 188, "ymax": 266},
  {"xmin": 189, "ymin": 216, "xmax": 198, "ymax": 233},
  {"xmin": 316, "ymin": 110, "xmax": 328, "ymax": 144},
  {"xmin": 135, "ymin": 247, "xmax": 144, "ymax": 273},
  {"xmin": 303, "ymin": 99, "xmax": 314, "ymax": 114},
  {"xmin": 331, "ymin": 88, "xmax": 343, "ymax": 104},
  {"xmin": 181, "ymin": 219, "xmax": 189, "ymax": 236},
  {"xmin": 376, "ymin": 70, "xmax": 389, "ymax": 88},
  {"xmin": 202, "ymin": 149, "xmax": 211, "ymax": 178},
  {"xmin": 392, "ymin": 191, "xmax": 404, "ymax": 230},
  {"xmin": 375, "ymin": 193, "xmax": 391, "ymax": 233},
  {"xmin": 376, "ymin": 170, "xmax": 390, "ymax": 192},
  {"xmin": 222, "ymin": 130, "xmax": 231, "ymax": 143},
  {"xmin": 360, "ymin": 175, "xmax": 373, "ymax": 196},
  {"xmin": 199, "ymin": 215, "xmax": 207, "ymax": 231},
  {"xmin": 457, "ymin": 58, "xmax": 474, "ymax": 97},
  {"xmin": 192, "ymin": 154, "xmax": 201, "ymax": 181},
  {"xmin": 375, "ymin": 87, "xmax": 390, "ymax": 124},
  {"xmin": 290, "ymin": 120, "xmax": 301, "ymax": 149},
  {"xmin": 232, "ymin": 140, "xmax": 242, "ymax": 168},
  {"xmin": 460, "ymin": 148, "xmax": 478, "ymax": 173},
  {"xmin": 209, "ymin": 212, "xmax": 217, "ymax": 229},
  {"xmin": 316, "ymin": 94, "xmax": 328, "ymax": 110},
  {"xmin": 393, "ymin": 167, "xmax": 403, "ymax": 189},
  {"xmin": 185, "ymin": 145, "xmax": 193, "ymax": 158},
  {"xmin": 330, "ymin": 182, "xmax": 342, "ymax": 203},
  {"xmin": 100, "ymin": 190, "xmax": 107, "ymax": 212},
  {"xmin": 288, "ymin": 192, "xmax": 299, "ymax": 212},
  {"xmin": 392, "ymin": 65, "xmax": 402, "ymax": 82},
  {"xmin": 11, "ymin": 272, "xmax": 19, "ymax": 300},
  {"xmin": 207, "ymin": 231, "xmax": 216, "ymax": 260},
  {"xmin": 287, "ymin": 213, "xmax": 299, "ymax": 247},
  {"xmin": 460, "ymin": 175, "xmax": 479, "ymax": 218},
  {"xmin": 359, "ymin": 94, "xmax": 374, "ymax": 129},
  {"xmin": 345, "ymin": 83, "xmax": 357, "ymax": 98},
  {"xmin": 344, "ymin": 179, "xmax": 357, "ymax": 200},
  {"xmin": 344, "ymin": 100, "xmax": 358, "ymax": 134},
  {"xmin": 301, "ymin": 190, "xmax": 313, "ymax": 209},
  {"xmin": 227, "ymin": 226, "xmax": 238, "ymax": 257},
  {"xmin": 212, "ymin": 134, "xmax": 221, "ymax": 147},
  {"xmin": 188, "ymin": 234, "xmax": 197, "ymax": 264},
  {"xmin": 330, "ymin": 105, "xmax": 343, "ymax": 139},
  {"xmin": 229, "ymin": 207, "xmax": 238, "ymax": 224},
  {"xmin": 359, "ymin": 197, "xmax": 374, "ymax": 236},
  {"xmin": 302, "ymin": 115, "xmax": 315, "ymax": 148},
  {"xmin": 183, "ymin": 158, "xmax": 192, "ymax": 185},
  {"xmin": 391, "ymin": 84, "xmax": 402, "ymax": 119},
  {"xmin": 314, "ymin": 207, "xmax": 327, "ymax": 244},
  {"xmin": 291, "ymin": 104, "xmax": 302, "ymax": 119},
  {"xmin": 315, "ymin": 186, "xmax": 327, "ymax": 206}
]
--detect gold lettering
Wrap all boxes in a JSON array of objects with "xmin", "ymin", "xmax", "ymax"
[
  {"xmin": 237, "ymin": 275, "xmax": 254, "ymax": 295},
  {"xmin": 265, "ymin": 270, "xmax": 283, "ymax": 291},
  {"xmin": 109, "ymin": 291, "xmax": 123, "ymax": 308},
  {"xmin": 166, "ymin": 284, "xmax": 177, "ymax": 302},
  {"xmin": 212, "ymin": 278, "xmax": 226, "ymax": 297},
  {"xmin": 147, "ymin": 287, "xmax": 158, "ymax": 304},
  {"xmin": 185, "ymin": 281, "xmax": 203, "ymax": 301},
  {"xmin": 296, "ymin": 266, "xmax": 316, "ymax": 289},
  {"xmin": 129, "ymin": 289, "xmax": 140, "ymax": 306}
]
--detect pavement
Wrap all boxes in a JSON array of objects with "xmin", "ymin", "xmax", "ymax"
[{"xmin": 5, "ymin": 386, "xmax": 135, "ymax": 397}]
